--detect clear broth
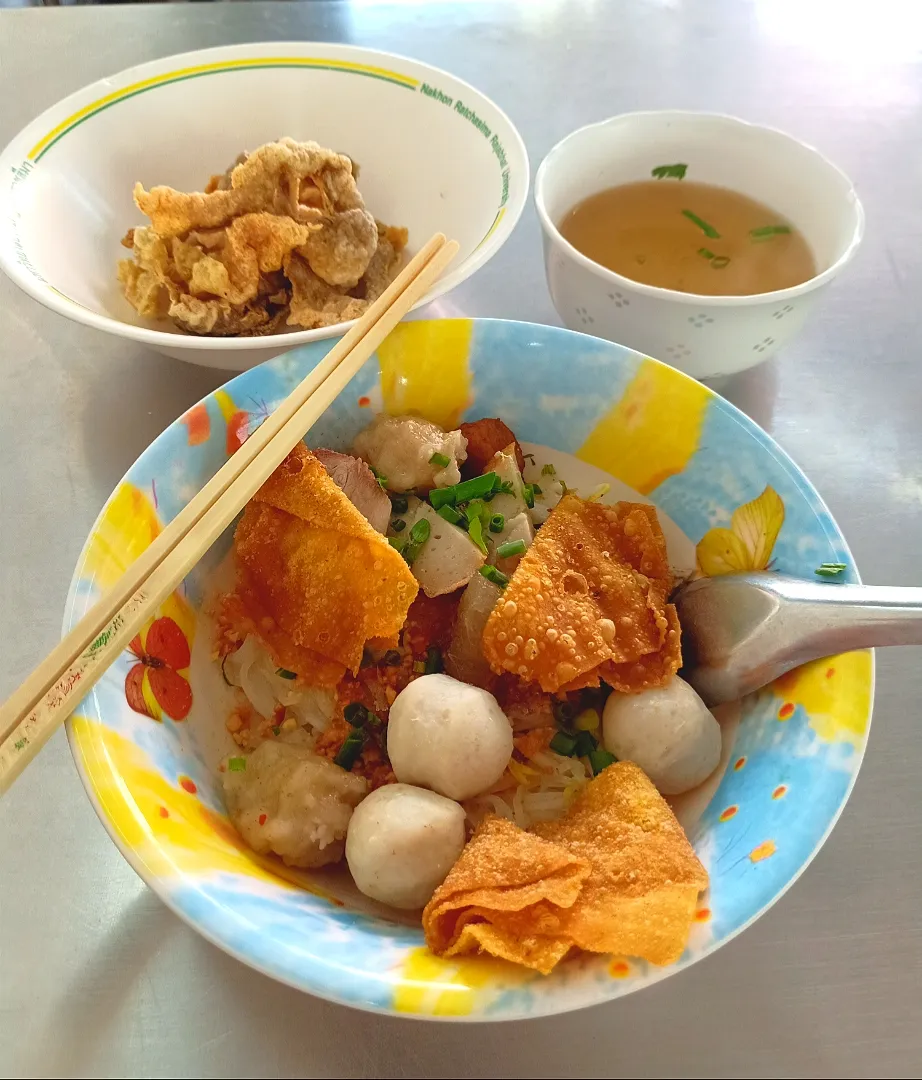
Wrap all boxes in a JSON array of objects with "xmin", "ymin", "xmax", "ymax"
[{"xmin": 559, "ymin": 179, "xmax": 816, "ymax": 297}]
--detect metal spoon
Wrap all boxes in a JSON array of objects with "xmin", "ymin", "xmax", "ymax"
[{"xmin": 673, "ymin": 573, "xmax": 922, "ymax": 705}]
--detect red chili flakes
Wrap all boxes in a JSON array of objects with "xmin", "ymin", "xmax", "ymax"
[
  {"xmin": 179, "ymin": 776, "xmax": 197, "ymax": 794},
  {"xmin": 258, "ymin": 813, "xmax": 268, "ymax": 826}
]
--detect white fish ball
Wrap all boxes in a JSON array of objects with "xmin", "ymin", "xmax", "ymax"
[
  {"xmin": 602, "ymin": 676, "xmax": 722, "ymax": 795},
  {"xmin": 387, "ymin": 673, "xmax": 513, "ymax": 800},
  {"xmin": 345, "ymin": 784, "xmax": 466, "ymax": 909}
]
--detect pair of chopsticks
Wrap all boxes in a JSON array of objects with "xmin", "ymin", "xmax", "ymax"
[{"xmin": 0, "ymin": 233, "xmax": 459, "ymax": 795}]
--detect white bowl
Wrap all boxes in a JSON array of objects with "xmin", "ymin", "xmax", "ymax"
[
  {"xmin": 0, "ymin": 42, "xmax": 528, "ymax": 370},
  {"xmin": 535, "ymin": 111, "xmax": 864, "ymax": 379}
]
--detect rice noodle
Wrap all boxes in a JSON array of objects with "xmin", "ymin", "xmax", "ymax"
[
  {"xmin": 223, "ymin": 635, "xmax": 336, "ymax": 734},
  {"xmin": 464, "ymin": 748, "xmax": 590, "ymax": 829}
]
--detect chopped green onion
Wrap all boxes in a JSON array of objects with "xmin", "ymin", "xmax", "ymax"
[
  {"xmin": 651, "ymin": 163, "xmax": 688, "ymax": 180},
  {"xmin": 276, "ymin": 668, "xmax": 297, "ymax": 680},
  {"xmin": 496, "ymin": 539, "xmax": 527, "ymax": 559},
  {"xmin": 382, "ymin": 649, "xmax": 402, "ymax": 666},
  {"xmin": 710, "ymin": 255, "xmax": 731, "ymax": 269},
  {"xmin": 550, "ymin": 730, "xmax": 578, "ymax": 756},
  {"xmin": 480, "ymin": 565, "xmax": 509, "ymax": 588},
  {"xmin": 413, "ymin": 660, "xmax": 427, "ymax": 674},
  {"xmin": 489, "ymin": 513, "xmax": 506, "ymax": 534},
  {"xmin": 465, "ymin": 498, "xmax": 488, "ymax": 524},
  {"xmin": 523, "ymin": 484, "xmax": 536, "ymax": 509},
  {"xmin": 698, "ymin": 247, "xmax": 716, "ymax": 260},
  {"xmin": 587, "ymin": 483, "xmax": 611, "ymax": 503},
  {"xmin": 334, "ymin": 729, "xmax": 365, "ymax": 770},
  {"xmin": 429, "ymin": 486, "xmax": 457, "ymax": 510},
  {"xmin": 390, "ymin": 495, "xmax": 409, "ymax": 514},
  {"xmin": 588, "ymin": 748, "xmax": 617, "ymax": 775},
  {"xmin": 815, "ymin": 562, "xmax": 847, "ymax": 578},
  {"xmin": 409, "ymin": 518, "xmax": 431, "ymax": 545},
  {"xmin": 750, "ymin": 225, "xmax": 791, "ymax": 238},
  {"xmin": 388, "ymin": 535, "xmax": 406, "ymax": 554},
  {"xmin": 482, "ymin": 490, "xmax": 496, "ymax": 502},
  {"xmin": 437, "ymin": 504, "xmax": 463, "ymax": 525},
  {"xmin": 453, "ymin": 472, "xmax": 498, "ymax": 502},
  {"xmin": 468, "ymin": 514, "xmax": 488, "ymax": 555},
  {"xmin": 371, "ymin": 468, "xmax": 388, "ymax": 489},
  {"xmin": 424, "ymin": 647, "xmax": 442, "ymax": 675},
  {"xmin": 541, "ymin": 463, "xmax": 556, "ymax": 477},
  {"xmin": 344, "ymin": 702, "xmax": 368, "ymax": 727},
  {"xmin": 271, "ymin": 725, "xmax": 281, "ymax": 736},
  {"xmin": 391, "ymin": 518, "xmax": 407, "ymax": 532},
  {"xmin": 532, "ymin": 483, "xmax": 543, "ymax": 496},
  {"xmin": 495, "ymin": 479, "xmax": 514, "ymax": 495},
  {"xmin": 429, "ymin": 451, "xmax": 451, "ymax": 468},
  {"xmin": 681, "ymin": 209, "xmax": 720, "ymax": 239},
  {"xmin": 228, "ymin": 756, "xmax": 247, "ymax": 772},
  {"xmin": 574, "ymin": 730, "xmax": 597, "ymax": 757}
]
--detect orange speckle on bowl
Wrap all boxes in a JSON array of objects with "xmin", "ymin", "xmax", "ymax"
[
  {"xmin": 609, "ymin": 959, "xmax": 631, "ymax": 978},
  {"xmin": 778, "ymin": 702, "xmax": 794, "ymax": 720},
  {"xmin": 358, "ymin": 395, "xmax": 371, "ymax": 407},
  {"xmin": 826, "ymin": 666, "xmax": 836, "ymax": 679},
  {"xmin": 181, "ymin": 402, "xmax": 210, "ymax": 446},
  {"xmin": 772, "ymin": 785, "xmax": 788, "ymax": 800},
  {"xmin": 734, "ymin": 756, "xmax": 747, "ymax": 771},
  {"xmin": 719, "ymin": 805, "xmax": 738, "ymax": 822},
  {"xmin": 694, "ymin": 907, "xmax": 711, "ymax": 922},
  {"xmin": 258, "ymin": 813, "xmax": 267, "ymax": 826},
  {"xmin": 179, "ymin": 776, "xmax": 197, "ymax": 795},
  {"xmin": 158, "ymin": 806, "xmax": 169, "ymax": 819},
  {"xmin": 750, "ymin": 839, "xmax": 776, "ymax": 863}
]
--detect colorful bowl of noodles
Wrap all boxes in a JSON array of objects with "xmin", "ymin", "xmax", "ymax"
[{"xmin": 63, "ymin": 319, "xmax": 872, "ymax": 1019}]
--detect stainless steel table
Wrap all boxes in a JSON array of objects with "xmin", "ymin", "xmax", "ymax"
[{"xmin": 2, "ymin": 3, "xmax": 920, "ymax": 1077}]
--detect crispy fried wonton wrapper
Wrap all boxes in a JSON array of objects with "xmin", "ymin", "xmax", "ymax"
[
  {"xmin": 232, "ymin": 443, "xmax": 418, "ymax": 674},
  {"xmin": 481, "ymin": 495, "xmax": 680, "ymax": 693},
  {"xmin": 422, "ymin": 815, "xmax": 591, "ymax": 974},
  {"xmin": 534, "ymin": 762, "xmax": 709, "ymax": 966}
]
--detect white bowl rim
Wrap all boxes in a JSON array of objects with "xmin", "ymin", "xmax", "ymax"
[
  {"xmin": 534, "ymin": 109, "xmax": 865, "ymax": 307},
  {"xmin": 0, "ymin": 41, "xmax": 529, "ymax": 350}
]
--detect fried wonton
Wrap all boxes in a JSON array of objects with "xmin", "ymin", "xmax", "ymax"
[
  {"xmin": 118, "ymin": 139, "xmax": 408, "ymax": 337},
  {"xmin": 481, "ymin": 495, "xmax": 680, "ymax": 693},
  {"xmin": 534, "ymin": 762, "xmax": 709, "ymax": 965},
  {"xmin": 422, "ymin": 815, "xmax": 591, "ymax": 974},
  {"xmin": 232, "ymin": 443, "xmax": 418, "ymax": 674}
]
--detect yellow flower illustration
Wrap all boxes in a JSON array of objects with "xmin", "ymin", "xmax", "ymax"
[{"xmin": 696, "ymin": 485, "xmax": 785, "ymax": 576}]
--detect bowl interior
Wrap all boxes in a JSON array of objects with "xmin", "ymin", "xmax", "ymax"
[
  {"xmin": 537, "ymin": 111, "xmax": 862, "ymax": 275},
  {"xmin": 1, "ymin": 44, "xmax": 526, "ymax": 337},
  {"xmin": 64, "ymin": 319, "xmax": 872, "ymax": 1019}
]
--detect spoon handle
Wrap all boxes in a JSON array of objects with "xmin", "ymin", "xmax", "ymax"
[{"xmin": 771, "ymin": 579, "xmax": 922, "ymax": 651}]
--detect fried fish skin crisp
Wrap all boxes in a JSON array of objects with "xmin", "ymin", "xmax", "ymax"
[
  {"xmin": 233, "ymin": 443, "xmax": 418, "ymax": 673},
  {"xmin": 422, "ymin": 814, "xmax": 591, "ymax": 974},
  {"xmin": 133, "ymin": 139, "xmax": 363, "ymax": 239},
  {"xmin": 534, "ymin": 761, "xmax": 708, "ymax": 966},
  {"xmin": 481, "ymin": 495, "xmax": 677, "ymax": 692}
]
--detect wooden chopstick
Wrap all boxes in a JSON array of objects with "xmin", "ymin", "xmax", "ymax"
[{"xmin": 0, "ymin": 234, "xmax": 458, "ymax": 794}]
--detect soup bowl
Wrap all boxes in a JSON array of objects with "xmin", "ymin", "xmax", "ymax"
[
  {"xmin": 535, "ymin": 111, "xmax": 864, "ymax": 379},
  {"xmin": 64, "ymin": 319, "xmax": 872, "ymax": 1019}
]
